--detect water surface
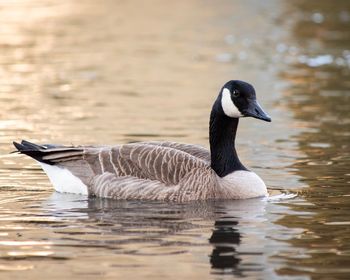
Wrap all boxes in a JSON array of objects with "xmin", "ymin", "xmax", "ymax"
[{"xmin": 0, "ymin": 0, "xmax": 349, "ymax": 279}]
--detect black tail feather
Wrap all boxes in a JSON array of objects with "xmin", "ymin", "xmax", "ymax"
[
  {"xmin": 13, "ymin": 141, "xmax": 53, "ymax": 164},
  {"xmin": 21, "ymin": 140, "xmax": 47, "ymax": 150},
  {"xmin": 13, "ymin": 140, "xmax": 83, "ymax": 165}
]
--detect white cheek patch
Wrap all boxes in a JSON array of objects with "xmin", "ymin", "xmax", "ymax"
[{"xmin": 221, "ymin": 88, "xmax": 243, "ymax": 118}]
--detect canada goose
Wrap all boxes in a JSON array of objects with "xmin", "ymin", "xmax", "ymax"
[{"xmin": 13, "ymin": 80, "xmax": 271, "ymax": 202}]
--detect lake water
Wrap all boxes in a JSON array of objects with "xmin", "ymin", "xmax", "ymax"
[{"xmin": 0, "ymin": 0, "xmax": 349, "ymax": 279}]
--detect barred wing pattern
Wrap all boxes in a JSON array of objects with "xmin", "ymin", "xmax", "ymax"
[
  {"xmin": 44, "ymin": 141, "xmax": 216, "ymax": 202},
  {"xmin": 138, "ymin": 141, "xmax": 210, "ymax": 162},
  {"xmin": 84, "ymin": 143, "xmax": 218, "ymax": 202},
  {"xmin": 90, "ymin": 167, "xmax": 217, "ymax": 202}
]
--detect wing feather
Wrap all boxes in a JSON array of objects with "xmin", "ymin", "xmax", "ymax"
[
  {"xmin": 119, "ymin": 143, "xmax": 209, "ymax": 185},
  {"xmin": 90, "ymin": 169, "xmax": 217, "ymax": 202},
  {"xmin": 138, "ymin": 141, "xmax": 210, "ymax": 162}
]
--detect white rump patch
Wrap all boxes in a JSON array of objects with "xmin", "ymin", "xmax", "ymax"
[
  {"xmin": 221, "ymin": 88, "xmax": 243, "ymax": 118},
  {"xmin": 39, "ymin": 163, "xmax": 88, "ymax": 195}
]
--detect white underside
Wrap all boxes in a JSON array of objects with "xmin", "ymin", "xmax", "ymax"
[
  {"xmin": 220, "ymin": 170, "xmax": 268, "ymax": 199},
  {"xmin": 39, "ymin": 162, "xmax": 88, "ymax": 195}
]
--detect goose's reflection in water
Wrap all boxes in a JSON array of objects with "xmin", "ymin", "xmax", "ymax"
[
  {"xmin": 208, "ymin": 199, "xmax": 268, "ymax": 276},
  {"xmin": 209, "ymin": 218, "xmax": 242, "ymax": 275},
  {"xmin": 43, "ymin": 193, "xmax": 269, "ymax": 276}
]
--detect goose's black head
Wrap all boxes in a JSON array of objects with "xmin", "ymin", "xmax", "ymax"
[{"xmin": 219, "ymin": 80, "xmax": 271, "ymax": 122}]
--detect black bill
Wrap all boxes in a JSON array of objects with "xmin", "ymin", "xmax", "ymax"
[{"xmin": 243, "ymin": 100, "xmax": 271, "ymax": 122}]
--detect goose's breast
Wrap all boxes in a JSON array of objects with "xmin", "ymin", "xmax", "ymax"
[{"xmin": 218, "ymin": 170, "xmax": 268, "ymax": 199}]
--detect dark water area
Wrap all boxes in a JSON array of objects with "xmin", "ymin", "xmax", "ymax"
[
  {"xmin": 0, "ymin": 0, "xmax": 349, "ymax": 279},
  {"xmin": 276, "ymin": 1, "xmax": 350, "ymax": 278}
]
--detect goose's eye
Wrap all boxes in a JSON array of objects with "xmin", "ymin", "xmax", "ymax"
[{"xmin": 232, "ymin": 89, "xmax": 240, "ymax": 97}]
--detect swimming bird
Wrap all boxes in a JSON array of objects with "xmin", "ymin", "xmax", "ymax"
[{"xmin": 13, "ymin": 80, "xmax": 271, "ymax": 202}]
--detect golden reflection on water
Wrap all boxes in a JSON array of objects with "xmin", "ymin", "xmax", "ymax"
[{"xmin": 0, "ymin": 0, "xmax": 349, "ymax": 279}]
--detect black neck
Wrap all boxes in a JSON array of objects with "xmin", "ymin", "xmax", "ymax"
[{"xmin": 209, "ymin": 100, "xmax": 247, "ymax": 177}]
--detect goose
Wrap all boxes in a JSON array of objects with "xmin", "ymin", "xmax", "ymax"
[{"xmin": 13, "ymin": 80, "xmax": 271, "ymax": 202}]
